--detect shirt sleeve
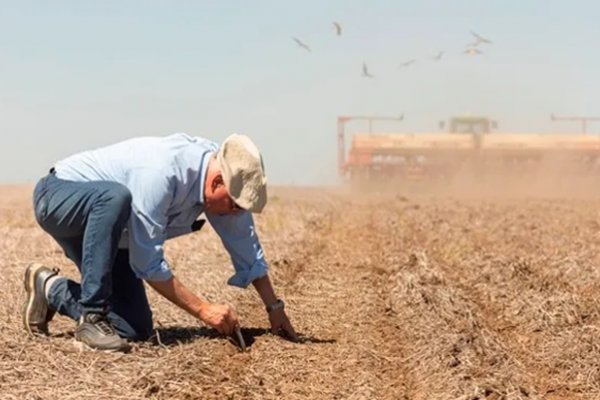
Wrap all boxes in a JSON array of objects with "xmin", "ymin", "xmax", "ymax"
[
  {"xmin": 206, "ymin": 211, "xmax": 268, "ymax": 288},
  {"xmin": 127, "ymin": 170, "xmax": 174, "ymax": 281}
]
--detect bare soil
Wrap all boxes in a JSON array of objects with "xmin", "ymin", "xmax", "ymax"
[{"xmin": 2, "ymin": 181, "xmax": 600, "ymax": 399}]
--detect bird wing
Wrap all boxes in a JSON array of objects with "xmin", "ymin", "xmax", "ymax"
[
  {"xmin": 333, "ymin": 22, "xmax": 342, "ymax": 35},
  {"xmin": 292, "ymin": 37, "xmax": 311, "ymax": 51},
  {"xmin": 471, "ymin": 31, "xmax": 491, "ymax": 44}
]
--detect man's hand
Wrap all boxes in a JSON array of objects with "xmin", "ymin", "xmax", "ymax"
[
  {"xmin": 269, "ymin": 308, "xmax": 298, "ymax": 342},
  {"xmin": 251, "ymin": 275, "xmax": 299, "ymax": 342},
  {"xmin": 200, "ymin": 303, "xmax": 239, "ymax": 336}
]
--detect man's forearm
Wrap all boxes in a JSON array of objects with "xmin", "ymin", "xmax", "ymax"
[
  {"xmin": 146, "ymin": 276, "xmax": 208, "ymax": 319},
  {"xmin": 252, "ymin": 274, "xmax": 278, "ymax": 307},
  {"xmin": 148, "ymin": 276, "xmax": 240, "ymax": 335}
]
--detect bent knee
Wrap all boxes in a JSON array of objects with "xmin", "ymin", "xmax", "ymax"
[
  {"xmin": 117, "ymin": 319, "xmax": 153, "ymax": 341},
  {"xmin": 135, "ymin": 319, "xmax": 154, "ymax": 341},
  {"xmin": 108, "ymin": 185, "xmax": 132, "ymax": 209},
  {"xmin": 99, "ymin": 184, "xmax": 132, "ymax": 218}
]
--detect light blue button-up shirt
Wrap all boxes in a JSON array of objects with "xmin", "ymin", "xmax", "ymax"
[{"xmin": 54, "ymin": 133, "xmax": 268, "ymax": 287}]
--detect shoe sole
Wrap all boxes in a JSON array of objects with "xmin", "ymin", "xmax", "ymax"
[
  {"xmin": 73, "ymin": 339, "xmax": 131, "ymax": 353},
  {"xmin": 23, "ymin": 263, "xmax": 45, "ymax": 337}
]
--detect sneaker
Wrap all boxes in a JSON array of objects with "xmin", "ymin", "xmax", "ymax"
[
  {"xmin": 75, "ymin": 312, "xmax": 131, "ymax": 352},
  {"xmin": 23, "ymin": 263, "xmax": 59, "ymax": 336}
]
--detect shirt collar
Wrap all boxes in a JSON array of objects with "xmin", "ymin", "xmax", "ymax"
[{"xmin": 198, "ymin": 150, "xmax": 215, "ymax": 206}]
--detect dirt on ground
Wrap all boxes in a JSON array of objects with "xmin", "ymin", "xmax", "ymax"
[{"xmin": 2, "ymin": 179, "xmax": 600, "ymax": 399}]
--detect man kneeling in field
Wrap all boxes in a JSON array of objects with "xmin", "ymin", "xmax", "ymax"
[{"xmin": 24, "ymin": 133, "xmax": 297, "ymax": 352}]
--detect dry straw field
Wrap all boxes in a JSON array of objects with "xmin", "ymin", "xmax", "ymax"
[{"xmin": 2, "ymin": 179, "xmax": 600, "ymax": 399}]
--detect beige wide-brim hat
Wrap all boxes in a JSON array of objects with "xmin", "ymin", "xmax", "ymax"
[{"xmin": 217, "ymin": 133, "xmax": 267, "ymax": 213}]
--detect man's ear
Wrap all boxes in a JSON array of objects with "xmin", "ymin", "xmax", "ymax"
[{"xmin": 211, "ymin": 173, "xmax": 224, "ymax": 190}]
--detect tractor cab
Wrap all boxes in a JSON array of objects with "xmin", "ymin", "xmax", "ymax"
[{"xmin": 440, "ymin": 116, "xmax": 498, "ymax": 135}]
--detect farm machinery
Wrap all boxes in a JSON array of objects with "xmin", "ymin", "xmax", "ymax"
[{"xmin": 337, "ymin": 115, "xmax": 600, "ymax": 181}]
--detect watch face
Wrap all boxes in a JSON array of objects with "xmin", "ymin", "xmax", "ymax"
[{"xmin": 267, "ymin": 299, "xmax": 284, "ymax": 312}]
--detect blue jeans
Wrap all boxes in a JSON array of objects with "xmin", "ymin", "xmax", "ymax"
[{"xmin": 33, "ymin": 173, "xmax": 153, "ymax": 340}]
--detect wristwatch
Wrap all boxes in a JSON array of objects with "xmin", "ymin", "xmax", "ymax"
[{"xmin": 266, "ymin": 299, "xmax": 285, "ymax": 313}]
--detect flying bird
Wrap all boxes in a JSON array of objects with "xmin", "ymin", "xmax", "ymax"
[
  {"xmin": 399, "ymin": 59, "xmax": 416, "ymax": 68},
  {"xmin": 464, "ymin": 47, "xmax": 482, "ymax": 56},
  {"xmin": 471, "ymin": 31, "xmax": 492, "ymax": 45},
  {"xmin": 432, "ymin": 51, "xmax": 444, "ymax": 61},
  {"xmin": 292, "ymin": 37, "xmax": 311, "ymax": 52},
  {"xmin": 333, "ymin": 21, "xmax": 342, "ymax": 36},
  {"xmin": 362, "ymin": 62, "xmax": 374, "ymax": 78}
]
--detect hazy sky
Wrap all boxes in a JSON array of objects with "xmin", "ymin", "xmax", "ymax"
[{"xmin": 1, "ymin": 1, "xmax": 599, "ymax": 184}]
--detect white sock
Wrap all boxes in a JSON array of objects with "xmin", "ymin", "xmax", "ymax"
[{"xmin": 44, "ymin": 276, "xmax": 61, "ymax": 301}]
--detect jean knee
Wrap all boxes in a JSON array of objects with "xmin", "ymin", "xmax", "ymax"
[
  {"xmin": 120, "ymin": 313, "xmax": 153, "ymax": 341},
  {"xmin": 137, "ymin": 317, "xmax": 154, "ymax": 341},
  {"xmin": 104, "ymin": 184, "xmax": 132, "ymax": 219}
]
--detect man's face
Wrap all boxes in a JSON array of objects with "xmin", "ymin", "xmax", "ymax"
[{"xmin": 204, "ymin": 177, "xmax": 244, "ymax": 215}]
